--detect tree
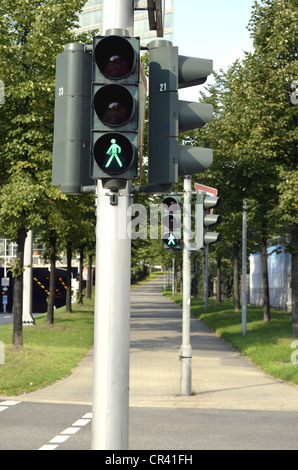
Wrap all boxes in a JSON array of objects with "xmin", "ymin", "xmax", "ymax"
[
  {"xmin": 246, "ymin": 0, "xmax": 298, "ymax": 323},
  {"xmin": 0, "ymin": 0, "xmax": 87, "ymax": 347}
]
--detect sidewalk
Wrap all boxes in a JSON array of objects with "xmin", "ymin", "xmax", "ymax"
[
  {"xmin": 129, "ymin": 276, "xmax": 298, "ymax": 411},
  {"xmin": 15, "ymin": 275, "xmax": 298, "ymax": 409}
]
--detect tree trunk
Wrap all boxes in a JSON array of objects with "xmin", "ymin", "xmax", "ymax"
[
  {"xmin": 66, "ymin": 242, "xmax": 72, "ymax": 313},
  {"xmin": 47, "ymin": 232, "xmax": 56, "ymax": 325},
  {"xmin": 86, "ymin": 254, "xmax": 93, "ymax": 299},
  {"xmin": 291, "ymin": 221, "xmax": 298, "ymax": 336},
  {"xmin": 261, "ymin": 220, "xmax": 270, "ymax": 322},
  {"xmin": 233, "ymin": 241, "xmax": 240, "ymax": 311},
  {"xmin": 12, "ymin": 227, "xmax": 27, "ymax": 349},
  {"xmin": 77, "ymin": 248, "xmax": 84, "ymax": 305},
  {"xmin": 216, "ymin": 257, "xmax": 222, "ymax": 305}
]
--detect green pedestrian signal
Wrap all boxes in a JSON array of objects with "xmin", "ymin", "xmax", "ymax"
[
  {"xmin": 162, "ymin": 196, "xmax": 181, "ymax": 250},
  {"xmin": 106, "ymin": 139, "xmax": 122, "ymax": 168},
  {"xmin": 167, "ymin": 233, "xmax": 177, "ymax": 247},
  {"xmin": 94, "ymin": 133, "xmax": 134, "ymax": 176}
]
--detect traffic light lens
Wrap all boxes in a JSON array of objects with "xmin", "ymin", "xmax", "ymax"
[
  {"xmin": 93, "ymin": 133, "xmax": 134, "ymax": 175},
  {"xmin": 165, "ymin": 233, "xmax": 177, "ymax": 246},
  {"xmin": 163, "ymin": 197, "xmax": 179, "ymax": 210},
  {"xmin": 94, "ymin": 85, "xmax": 134, "ymax": 126},
  {"xmin": 94, "ymin": 36, "xmax": 135, "ymax": 79}
]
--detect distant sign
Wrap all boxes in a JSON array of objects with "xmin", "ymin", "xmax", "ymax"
[
  {"xmin": 2, "ymin": 295, "xmax": 8, "ymax": 305},
  {"xmin": 1, "ymin": 278, "xmax": 10, "ymax": 287},
  {"xmin": 195, "ymin": 183, "xmax": 217, "ymax": 197}
]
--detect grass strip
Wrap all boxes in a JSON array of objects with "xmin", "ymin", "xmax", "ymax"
[
  {"xmin": 164, "ymin": 289, "xmax": 298, "ymax": 386},
  {"xmin": 0, "ymin": 297, "xmax": 94, "ymax": 397}
]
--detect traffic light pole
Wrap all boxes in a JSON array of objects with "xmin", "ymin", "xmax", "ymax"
[
  {"xmin": 91, "ymin": 0, "xmax": 133, "ymax": 451},
  {"xmin": 180, "ymin": 176, "xmax": 192, "ymax": 396}
]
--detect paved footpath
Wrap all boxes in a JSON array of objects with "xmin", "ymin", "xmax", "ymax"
[{"xmin": 4, "ymin": 275, "xmax": 298, "ymax": 449}]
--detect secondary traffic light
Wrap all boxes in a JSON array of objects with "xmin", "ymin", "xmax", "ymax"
[
  {"xmin": 162, "ymin": 196, "xmax": 181, "ymax": 249},
  {"xmin": 90, "ymin": 31, "xmax": 140, "ymax": 187},
  {"xmin": 148, "ymin": 40, "xmax": 213, "ymax": 185},
  {"xmin": 52, "ymin": 43, "xmax": 93, "ymax": 194},
  {"xmin": 196, "ymin": 192, "xmax": 222, "ymax": 249}
]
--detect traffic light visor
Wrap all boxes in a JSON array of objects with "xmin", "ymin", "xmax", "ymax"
[{"xmin": 94, "ymin": 36, "xmax": 135, "ymax": 79}]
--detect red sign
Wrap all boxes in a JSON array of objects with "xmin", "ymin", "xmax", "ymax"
[{"xmin": 194, "ymin": 183, "xmax": 217, "ymax": 197}]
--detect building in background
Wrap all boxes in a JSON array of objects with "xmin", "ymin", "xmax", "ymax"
[
  {"xmin": 250, "ymin": 246, "xmax": 292, "ymax": 312},
  {"xmin": 76, "ymin": 0, "xmax": 174, "ymax": 42}
]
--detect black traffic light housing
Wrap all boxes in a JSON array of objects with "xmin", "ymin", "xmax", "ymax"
[
  {"xmin": 52, "ymin": 43, "xmax": 93, "ymax": 194},
  {"xmin": 196, "ymin": 193, "xmax": 222, "ymax": 249},
  {"xmin": 90, "ymin": 30, "xmax": 140, "ymax": 189},
  {"xmin": 162, "ymin": 195, "xmax": 181, "ymax": 250},
  {"xmin": 148, "ymin": 40, "xmax": 213, "ymax": 186}
]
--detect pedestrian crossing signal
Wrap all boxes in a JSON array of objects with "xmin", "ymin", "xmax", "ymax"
[
  {"xmin": 90, "ymin": 32, "xmax": 140, "ymax": 185},
  {"xmin": 162, "ymin": 196, "xmax": 181, "ymax": 250}
]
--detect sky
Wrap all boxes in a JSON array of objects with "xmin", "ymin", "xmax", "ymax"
[{"xmin": 172, "ymin": 0, "xmax": 255, "ymax": 100}]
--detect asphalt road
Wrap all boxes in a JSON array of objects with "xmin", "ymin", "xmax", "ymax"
[{"xmin": 1, "ymin": 400, "xmax": 298, "ymax": 450}]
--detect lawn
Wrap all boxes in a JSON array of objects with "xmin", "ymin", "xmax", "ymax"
[
  {"xmin": 0, "ymin": 298, "xmax": 94, "ymax": 396},
  {"xmin": 164, "ymin": 290, "xmax": 298, "ymax": 386}
]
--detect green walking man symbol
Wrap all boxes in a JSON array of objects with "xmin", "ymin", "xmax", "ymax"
[
  {"xmin": 105, "ymin": 138, "xmax": 123, "ymax": 169},
  {"xmin": 168, "ymin": 233, "xmax": 176, "ymax": 246}
]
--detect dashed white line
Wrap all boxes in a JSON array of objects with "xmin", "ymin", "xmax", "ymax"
[
  {"xmin": 61, "ymin": 427, "xmax": 80, "ymax": 435},
  {"xmin": 38, "ymin": 411, "xmax": 92, "ymax": 450},
  {"xmin": 72, "ymin": 418, "xmax": 90, "ymax": 427},
  {"xmin": 0, "ymin": 401, "xmax": 21, "ymax": 413},
  {"xmin": 39, "ymin": 444, "xmax": 58, "ymax": 451},
  {"xmin": 0, "ymin": 401, "xmax": 21, "ymax": 406},
  {"xmin": 50, "ymin": 435, "xmax": 70, "ymax": 444}
]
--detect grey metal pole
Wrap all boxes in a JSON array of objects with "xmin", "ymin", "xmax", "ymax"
[
  {"xmin": 180, "ymin": 175, "xmax": 192, "ymax": 396},
  {"xmin": 242, "ymin": 199, "xmax": 247, "ymax": 336},
  {"xmin": 101, "ymin": 0, "xmax": 134, "ymax": 36},
  {"xmin": 172, "ymin": 257, "xmax": 175, "ymax": 297},
  {"xmin": 91, "ymin": 0, "xmax": 134, "ymax": 450},
  {"xmin": 204, "ymin": 246, "xmax": 209, "ymax": 311},
  {"xmin": 22, "ymin": 230, "xmax": 34, "ymax": 325}
]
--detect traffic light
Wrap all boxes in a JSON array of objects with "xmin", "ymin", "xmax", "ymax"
[
  {"xmin": 52, "ymin": 43, "xmax": 93, "ymax": 194},
  {"xmin": 196, "ymin": 192, "xmax": 222, "ymax": 249},
  {"xmin": 90, "ymin": 31, "xmax": 140, "ymax": 187},
  {"xmin": 148, "ymin": 40, "xmax": 213, "ymax": 185},
  {"xmin": 162, "ymin": 196, "xmax": 181, "ymax": 249}
]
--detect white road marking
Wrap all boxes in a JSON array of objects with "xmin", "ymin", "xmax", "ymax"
[
  {"xmin": 50, "ymin": 435, "xmax": 70, "ymax": 444},
  {"xmin": 61, "ymin": 427, "xmax": 80, "ymax": 435},
  {"xmin": 72, "ymin": 418, "xmax": 90, "ymax": 427},
  {"xmin": 0, "ymin": 401, "xmax": 21, "ymax": 406},
  {"xmin": 38, "ymin": 411, "xmax": 92, "ymax": 450},
  {"xmin": 39, "ymin": 444, "xmax": 58, "ymax": 451}
]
